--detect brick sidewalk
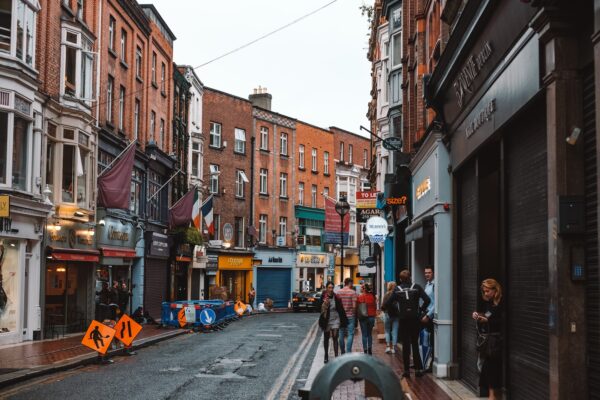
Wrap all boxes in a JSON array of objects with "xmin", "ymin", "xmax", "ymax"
[{"xmin": 324, "ymin": 316, "xmax": 454, "ymax": 400}]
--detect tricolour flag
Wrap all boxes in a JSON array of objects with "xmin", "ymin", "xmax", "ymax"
[
  {"xmin": 192, "ymin": 190, "xmax": 201, "ymax": 230},
  {"xmin": 201, "ymin": 195, "xmax": 214, "ymax": 235}
]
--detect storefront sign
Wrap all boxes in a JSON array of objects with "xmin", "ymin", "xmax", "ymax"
[
  {"xmin": 297, "ymin": 253, "xmax": 328, "ymax": 268},
  {"xmin": 416, "ymin": 178, "xmax": 431, "ymax": 200},
  {"xmin": 148, "ymin": 232, "xmax": 169, "ymax": 258},
  {"xmin": 453, "ymin": 41, "xmax": 493, "ymax": 108},
  {"xmin": 465, "ymin": 99, "xmax": 496, "ymax": 138},
  {"xmin": 192, "ymin": 245, "xmax": 207, "ymax": 269},
  {"xmin": 386, "ymin": 196, "xmax": 408, "ymax": 206},
  {"xmin": 357, "ymin": 208, "xmax": 381, "ymax": 223},
  {"xmin": 365, "ymin": 216, "xmax": 389, "ymax": 244},
  {"xmin": 218, "ymin": 255, "xmax": 252, "ymax": 270},
  {"xmin": 0, "ymin": 195, "xmax": 9, "ymax": 217},
  {"xmin": 46, "ymin": 221, "xmax": 96, "ymax": 250},
  {"xmin": 357, "ymin": 192, "xmax": 378, "ymax": 209},
  {"xmin": 96, "ymin": 216, "xmax": 136, "ymax": 249}
]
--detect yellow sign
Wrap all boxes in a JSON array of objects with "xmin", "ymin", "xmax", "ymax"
[
  {"xmin": 416, "ymin": 178, "xmax": 431, "ymax": 200},
  {"xmin": 218, "ymin": 255, "xmax": 252, "ymax": 270},
  {"xmin": 0, "ymin": 195, "xmax": 9, "ymax": 218},
  {"xmin": 82, "ymin": 320, "xmax": 116, "ymax": 354},
  {"xmin": 114, "ymin": 314, "xmax": 142, "ymax": 346}
]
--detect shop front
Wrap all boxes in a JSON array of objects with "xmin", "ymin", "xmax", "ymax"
[
  {"xmin": 45, "ymin": 218, "xmax": 98, "ymax": 337},
  {"xmin": 171, "ymin": 243, "xmax": 192, "ymax": 301},
  {"xmin": 95, "ymin": 212, "xmax": 138, "ymax": 318},
  {"xmin": 0, "ymin": 196, "xmax": 50, "ymax": 345},
  {"xmin": 335, "ymin": 251, "xmax": 359, "ymax": 287},
  {"xmin": 406, "ymin": 134, "xmax": 452, "ymax": 377},
  {"xmin": 296, "ymin": 252, "xmax": 329, "ymax": 292},
  {"xmin": 254, "ymin": 248, "xmax": 294, "ymax": 308},
  {"xmin": 191, "ymin": 245, "xmax": 207, "ymax": 300},
  {"xmin": 216, "ymin": 251, "xmax": 253, "ymax": 302},
  {"xmin": 144, "ymin": 231, "xmax": 169, "ymax": 319}
]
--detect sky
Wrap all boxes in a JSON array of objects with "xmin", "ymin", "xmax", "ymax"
[{"xmin": 149, "ymin": 0, "xmax": 372, "ymax": 137}]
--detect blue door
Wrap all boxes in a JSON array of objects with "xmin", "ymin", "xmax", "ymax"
[{"xmin": 256, "ymin": 268, "xmax": 291, "ymax": 308}]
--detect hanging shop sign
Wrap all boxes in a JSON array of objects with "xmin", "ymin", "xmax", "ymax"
[
  {"xmin": 0, "ymin": 195, "xmax": 9, "ymax": 218},
  {"xmin": 357, "ymin": 192, "xmax": 379, "ymax": 209},
  {"xmin": 382, "ymin": 137, "xmax": 403, "ymax": 151},
  {"xmin": 46, "ymin": 221, "xmax": 96, "ymax": 250},
  {"xmin": 147, "ymin": 232, "xmax": 169, "ymax": 258},
  {"xmin": 96, "ymin": 216, "xmax": 136, "ymax": 249},
  {"xmin": 297, "ymin": 253, "xmax": 329, "ymax": 269},
  {"xmin": 416, "ymin": 178, "xmax": 432, "ymax": 201},
  {"xmin": 365, "ymin": 216, "xmax": 389, "ymax": 244}
]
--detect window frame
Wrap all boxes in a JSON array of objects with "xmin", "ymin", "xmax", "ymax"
[
  {"xmin": 260, "ymin": 126, "xmax": 269, "ymax": 150},
  {"xmin": 279, "ymin": 217, "xmax": 287, "ymax": 239},
  {"xmin": 298, "ymin": 182, "xmax": 304, "ymax": 206},
  {"xmin": 106, "ymin": 75, "xmax": 114, "ymax": 123},
  {"xmin": 348, "ymin": 144, "xmax": 353, "ymax": 164},
  {"xmin": 135, "ymin": 45, "xmax": 142, "ymax": 79},
  {"xmin": 279, "ymin": 172, "xmax": 287, "ymax": 198},
  {"xmin": 108, "ymin": 16, "xmax": 115, "ymax": 51},
  {"xmin": 61, "ymin": 27, "xmax": 95, "ymax": 102},
  {"xmin": 209, "ymin": 122, "xmax": 222, "ymax": 148},
  {"xmin": 259, "ymin": 168, "xmax": 268, "ymax": 194},
  {"xmin": 280, "ymin": 132, "xmax": 288, "ymax": 155},
  {"xmin": 235, "ymin": 169, "xmax": 247, "ymax": 198},
  {"xmin": 324, "ymin": 151, "xmax": 329, "ymax": 174},
  {"xmin": 133, "ymin": 99, "xmax": 140, "ymax": 140},
  {"xmin": 209, "ymin": 164, "xmax": 220, "ymax": 194},
  {"xmin": 298, "ymin": 144, "xmax": 305, "ymax": 169},
  {"xmin": 311, "ymin": 148, "xmax": 317, "ymax": 172},
  {"xmin": 311, "ymin": 185, "xmax": 317, "ymax": 208},
  {"xmin": 118, "ymin": 85, "xmax": 125, "ymax": 131},
  {"xmin": 340, "ymin": 142, "xmax": 344, "ymax": 161},
  {"xmin": 234, "ymin": 128, "xmax": 246, "ymax": 154},
  {"xmin": 259, "ymin": 214, "xmax": 267, "ymax": 244},
  {"xmin": 151, "ymin": 51, "xmax": 156, "ymax": 84},
  {"xmin": 120, "ymin": 28, "xmax": 127, "ymax": 62}
]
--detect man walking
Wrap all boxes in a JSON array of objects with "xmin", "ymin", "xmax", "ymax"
[
  {"xmin": 337, "ymin": 278, "xmax": 358, "ymax": 354},
  {"xmin": 421, "ymin": 266, "xmax": 435, "ymax": 372}
]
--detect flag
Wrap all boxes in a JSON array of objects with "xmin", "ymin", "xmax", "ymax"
[
  {"xmin": 97, "ymin": 143, "xmax": 136, "ymax": 209},
  {"xmin": 169, "ymin": 189, "xmax": 196, "ymax": 228},
  {"xmin": 192, "ymin": 190, "xmax": 201, "ymax": 230},
  {"xmin": 324, "ymin": 195, "xmax": 350, "ymax": 245},
  {"xmin": 201, "ymin": 195, "xmax": 214, "ymax": 235}
]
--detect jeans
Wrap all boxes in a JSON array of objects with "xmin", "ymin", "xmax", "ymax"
[
  {"xmin": 359, "ymin": 316, "xmax": 375, "ymax": 351},
  {"xmin": 339, "ymin": 317, "xmax": 356, "ymax": 353},
  {"xmin": 399, "ymin": 318, "xmax": 423, "ymax": 372},
  {"xmin": 382, "ymin": 313, "xmax": 399, "ymax": 346}
]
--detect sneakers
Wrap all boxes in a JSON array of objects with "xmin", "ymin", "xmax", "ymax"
[
  {"xmin": 385, "ymin": 346, "xmax": 391, "ymax": 353},
  {"xmin": 391, "ymin": 348, "xmax": 396, "ymax": 354}
]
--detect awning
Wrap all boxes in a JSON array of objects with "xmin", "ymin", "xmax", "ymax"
[
  {"xmin": 99, "ymin": 246, "xmax": 137, "ymax": 258},
  {"xmin": 47, "ymin": 247, "xmax": 100, "ymax": 262},
  {"xmin": 405, "ymin": 216, "xmax": 434, "ymax": 243}
]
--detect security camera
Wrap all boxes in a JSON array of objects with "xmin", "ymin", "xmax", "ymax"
[{"xmin": 566, "ymin": 127, "xmax": 581, "ymax": 145}]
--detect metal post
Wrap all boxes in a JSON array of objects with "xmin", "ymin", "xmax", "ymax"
[{"xmin": 340, "ymin": 214, "xmax": 344, "ymax": 284}]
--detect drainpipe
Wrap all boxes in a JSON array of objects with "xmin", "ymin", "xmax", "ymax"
[{"xmin": 249, "ymin": 136, "xmax": 255, "ymax": 245}]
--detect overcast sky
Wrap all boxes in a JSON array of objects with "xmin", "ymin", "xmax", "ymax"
[{"xmin": 149, "ymin": 0, "xmax": 372, "ymax": 136}]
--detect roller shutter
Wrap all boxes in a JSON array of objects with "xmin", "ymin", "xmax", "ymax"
[
  {"xmin": 144, "ymin": 257, "xmax": 169, "ymax": 321},
  {"xmin": 458, "ymin": 160, "xmax": 479, "ymax": 391},
  {"xmin": 505, "ymin": 102, "xmax": 549, "ymax": 399},
  {"xmin": 256, "ymin": 268, "xmax": 291, "ymax": 308},
  {"xmin": 583, "ymin": 67, "xmax": 600, "ymax": 398}
]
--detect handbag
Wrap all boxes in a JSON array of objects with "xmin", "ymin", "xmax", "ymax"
[
  {"xmin": 318, "ymin": 307, "xmax": 329, "ymax": 330},
  {"xmin": 357, "ymin": 302, "xmax": 369, "ymax": 320},
  {"xmin": 476, "ymin": 321, "xmax": 502, "ymax": 359}
]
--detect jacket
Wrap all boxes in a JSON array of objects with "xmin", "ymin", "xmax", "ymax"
[
  {"xmin": 319, "ymin": 291, "xmax": 349, "ymax": 329},
  {"xmin": 385, "ymin": 281, "xmax": 430, "ymax": 319}
]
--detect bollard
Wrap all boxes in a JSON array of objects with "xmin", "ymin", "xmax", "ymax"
[{"xmin": 308, "ymin": 353, "xmax": 404, "ymax": 400}]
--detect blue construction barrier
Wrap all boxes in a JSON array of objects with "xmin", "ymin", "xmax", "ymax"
[{"xmin": 160, "ymin": 300, "xmax": 239, "ymax": 331}]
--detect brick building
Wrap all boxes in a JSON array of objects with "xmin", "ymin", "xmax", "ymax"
[{"xmin": 202, "ymin": 87, "xmax": 254, "ymax": 302}]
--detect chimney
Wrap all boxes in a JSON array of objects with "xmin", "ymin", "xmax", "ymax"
[{"xmin": 249, "ymin": 85, "xmax": 272, "ymax": 110}]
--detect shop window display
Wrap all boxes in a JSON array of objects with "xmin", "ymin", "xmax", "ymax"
[{"xmin": 0, "ymin": 240, "xmax": 20, "ymax": 334}]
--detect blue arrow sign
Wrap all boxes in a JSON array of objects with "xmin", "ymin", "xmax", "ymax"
[{"xmin": 200, "ymin": 308, "xmax": 217, "ymax": 325}]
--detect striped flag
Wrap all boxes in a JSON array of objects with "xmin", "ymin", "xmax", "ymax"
[
  {"xmin": 192, "ymin": 190, "xmax": 201, "ymax": 230},
  {"xmin": 201, "ymin": 195, "xmax": 214, "ymax": 235}
]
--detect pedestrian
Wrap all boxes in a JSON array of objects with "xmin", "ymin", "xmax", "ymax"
[
  {"xmin": 109, "ymin": 280, "xmax": 120, "ymax": 320},
  {"xmin": 381, "ymin": 281, "xmax": 399, "ymax": 354},
  {"xmin": 386, "ymin": 269, "xmax": 430, "ymax": 378},
  {"xmin": 118, "ymin": 281, "xmax": 132, "ymax": 316},
  {"xmin": 356, "ymin": 283, "xmax": 377, "ymax": 354},
  {"xmin": 473, "ymin": 278, "xmax": 503, "ymax": 400},
  {"xmin": 337, "ymin": 277, "xmax": 358, "ymax": 354},
  {"xmin": 96, "ymin": 281, "xmax": 111, "ymax": 321},
  {"xmin": 318, "ymin": 281, "xmax": 348, "ymax": 363},
  {"xmin": 421, "ymin": 266, "xmax": 435, "ymax": 371},
  {"xmin": 248, "ymin": 285, "xmax": 256, "ymax": 307}
]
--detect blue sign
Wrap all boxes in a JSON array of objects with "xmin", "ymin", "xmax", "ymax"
[
  {"xmin": 200, "ymin": 308, "xmax": 216, "ymax": 325},
  {"xmin": 327, "ymin": 254, "xmax": 335, "ymax": 276}
]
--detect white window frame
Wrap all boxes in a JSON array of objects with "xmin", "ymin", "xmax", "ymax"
[
  {"xmin": 234, "ymin": 128, "xmax": 246, "ymax": 153},
  {"xmin": 2, "ymin": 0, "xmax": 39, "ymax": 66},
  {"xmin": 279, "ymin": 217, "xmax": 287, "ymax": 238},
  {"xmin": 133, "ymin": 99, "xmax": 139, "ymax": 140},
  {"xmin": 209, "ymin": 164, "xmax": 219, "ymax": 194},
  {"xmin": 363, "ymin": 149, "xmax": 368, "ymax": 168},
  {"xmin": 120, "ymin": 28, "xmax": 127, "ymax": 62},
  {"xmin": 340, "ymin": 142, "xmax": 344, "ymax": 161},
  {"xmin": 311, "ymin": 185, "xmax": 317, "ymax": 208},
  {"xmin": 0, "ymin": 101, "xmax": 34, "ymax": 192},
  {"xmin": 324, "ymin": 151, "xmax": 329, "ymax": 174},
  {"xmin": 280, "ymin": 173, "xmax": 287, "ymax": 198},
  {"xmin": 260, "ymin": 126, "xmax": 269, "ymax": 150},
  {"xmin": 159, "ymin": 119, "xmax": 165, "ymax": 148},
  {"xmin": 299, "ymin": 144, "xmax": 305, "ymax": 169},
  {"xmin": 135, "ymin": 45, "xmax": 142, "ymax": 78},
  {"xmin": 209, "ymin": 122, "xmax": 222, "ymax": 148},
  {"xmin": 259, "ymin": 214, "xmax": 267, "ymax": 244},
  {"xmin": 236, "ymin": 169, "xmax": 248, "ymax": 198},
  {"xmin": 54, "ymin": 126, "xmax": 92, "ymax": 208},
  {"xmin": 311, "ymin": 148, "xmax": 317, "ymax": 172},
  {"xmin": 348, "ymin": 144, "xmax": 353, "ymax": 164},
  {"xmin": 61, "ymin": 27, "xmax": 95, "ymax": 103},
  {"xmin": 151, "ymin": 51, "xmax": 156, "ymax": 84},
  {"xmin": 118, "ymin": 85, "xmax": 125, "ymax": 131},
  {"xmin": 106, "ymin": 75, "xmax": 113, "ymax": 122},
  {"xmin": 191, "ymin": 141, "xmax": 201, "ymax": 177},
  {"xmin": 108, "ymin": 16, "xmax": 115, "ymax": 51},
  {"xmin": 280, "ymin": 132, "xmax": 288, "ymax": 155},
  {"xmin": 150, "ymin": 110, "xmax": 155, "ymax": 141},
  {"xmin": 298, "ymin": 182, "xmax": 304, "ymax": 206},
  {"xmin": 259, "ymin": 168, "xmax": 268, "ymax": 194}
]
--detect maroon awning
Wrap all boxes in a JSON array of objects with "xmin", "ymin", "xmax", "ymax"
[
  {"xmin": 47, "ymin": 247, "xmax": 100, "ymax": 262},
  {"xmin": 99, "ymin": 246, "xmax": 136, "ymax": 258}
]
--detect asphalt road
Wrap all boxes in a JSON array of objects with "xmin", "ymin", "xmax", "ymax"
[{"xmin": 1, "ymin": 312, "xmax": 322, "ymax": 400}]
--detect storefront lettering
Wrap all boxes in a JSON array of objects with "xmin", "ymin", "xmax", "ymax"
[
  {"xmin": 299, "ymin": 255, "xmax": 325, "ymax": 264},
  {"xmin": 453, "ymin": 41, "xmax": 493, "ymax": 108},
  {"xmin": 228, "ymin": 258, "xmax": 243, "ymax": 266},
  {"xmin": 416, "ymin": 178, "xmax": 431, "ymax": 200},
  {"xmin": 268, "ymin": 257, "xmax": 283, "ymax": 263},
  {"xmin": 49, "ymin": 230, "xmax": 67, "ymax": 243},
  {"xmin": 108, "ymin": 226, "xmax": 129, "ymax": 241},
  {"xmin": 465, "ymin": 99, "xmax": 496, "ymax": 139},
  {"xmin": 387, "ymin": 196, "xmax": 407, "ymax": 205}
]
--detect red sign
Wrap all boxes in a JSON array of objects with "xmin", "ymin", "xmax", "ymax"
[
  {"xmin": 324, "ymin": 196, "xmax": 350, "ymax": 234},
  {"xmin": 357, "ymin": 192, "xmax": 378, "ymax": 209},
  {"xmin": 100, "ymin": 247, "xmax": 136, "ymax": 258},
  {"xmin": 51, "ymin": 252, "xmax": 100, "ymax": 262}
]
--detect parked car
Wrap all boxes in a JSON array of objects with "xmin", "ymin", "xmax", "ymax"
[{"xmin": 292, "ymin": 291, "xmax": 322, "ymax": 312}]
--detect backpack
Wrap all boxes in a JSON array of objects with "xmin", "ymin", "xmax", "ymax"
[{"xmin": 393, "ymin": 283, "xmax": 420, "ymax": 319}]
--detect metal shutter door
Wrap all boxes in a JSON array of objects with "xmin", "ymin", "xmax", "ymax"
[
  {"xmin": 144, "ymin": 258, "xmax": 168, "ymax": 321},
  {"xmin": 583, "ymin": 67, "xmax": 600, "ymax": 398},
  {"xmin": 458, "ymin": 160, "xmax": 480, "ymax": 391},
  {"xmin": 505, "ymin": 104, "xmax": 549, "ymax": 399},
  {"xmin": 256, "ymin": 268, "xmax": 291, "ymax": 308}
]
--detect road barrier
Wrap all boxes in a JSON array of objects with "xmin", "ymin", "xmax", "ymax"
[{"xmin": 160, "ymin": 300, "xmax": 242, "ymax": 331}]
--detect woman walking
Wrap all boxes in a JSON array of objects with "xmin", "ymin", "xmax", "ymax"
[
  {"xmin": 318, "ymin": 281, "xmax": 348, "ymax": 363},
  {"xmin": 357, "ymin": 283, "xmax": 377, "ymax": 354},
  {"xmin": 473, "ymin": 278, "xmax": 503, "ymax": 400},
  {"xmin": 381, "ymin": 281, "xmax": 399, "ymax": 354}
]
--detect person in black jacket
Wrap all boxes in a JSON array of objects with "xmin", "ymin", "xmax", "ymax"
[
  {"xmin": 319, "ymin": 281, "xmax": 348, "ymax": 363},
  {"xmin": 473, "ymin": 278, "xmax": 503, "ymax": 400},
  {"xmin": 385, "ymin": 269, "xmax": 430, "ymax": 378}
]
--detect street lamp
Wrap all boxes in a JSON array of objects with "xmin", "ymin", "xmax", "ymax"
[{"xmin": 335, "ymin": 195, "xmax": 350, "ymax": 284}]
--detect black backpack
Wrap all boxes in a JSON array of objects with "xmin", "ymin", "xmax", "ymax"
[{"xmin": 392, "ymin": 283, "xmax": 420, "ymax": 319}]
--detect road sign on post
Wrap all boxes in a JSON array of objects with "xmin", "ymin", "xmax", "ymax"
[
  {"xmin": 114, "ymin": 314, "xmax": 142, "ymax": 346},
  {"xmin": 82, "ymin": 321, "xmax": 116, "ymax": 354},
  {"xmin": 382, "ymin": 137, "xmax": 403, "ymax": 151}
]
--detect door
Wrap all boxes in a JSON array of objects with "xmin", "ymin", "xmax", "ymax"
[{"xmin": 257, "ymin": 268, "xmax": 291, "ymax": 308}]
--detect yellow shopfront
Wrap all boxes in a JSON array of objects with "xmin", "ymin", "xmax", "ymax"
[
  {"xmin": 334, "ymin": 252, "xmax": 360, "ymax": 286},
  {"xmin": 216, "ymin": 254, "xmax": 253, "ymax": 302}
]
